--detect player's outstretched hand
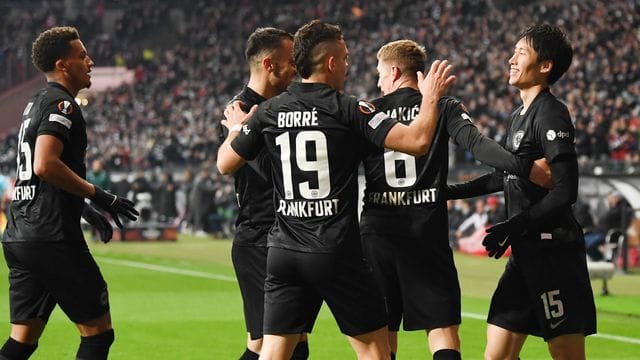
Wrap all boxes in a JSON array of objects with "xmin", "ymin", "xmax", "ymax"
[
  {"xmin": 482, "ymin": 212, "xmax": 528, "ymax": 259},
  {"xmin": 417, "ymin": 59, "xmax": 456, "ymax": 100},
  {"xmin": 222, "ymin": 101, "xmax": 257, "ymax": 132},
  {"xmin": 82, "ymin": 204, "xmax": 113, "ymax": 243},
  {"xmin": 91, "ymin": 186, "xmax": 139, "ymax": 229}
]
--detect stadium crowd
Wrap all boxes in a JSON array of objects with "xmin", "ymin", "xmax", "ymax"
[{"xmin": 0, "ymin": 0, "xmax": 639, "ymax": 235}]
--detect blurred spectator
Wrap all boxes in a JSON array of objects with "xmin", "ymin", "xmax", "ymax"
[
  {"xmin": 573, "ymin": 198, "xmax": 595, "ymax": 231},
  {"xmin": 485, "ymin": 195, "xmax": 506, "ymax": 226},
  {"xmin": 188, "ymin": 167, "xmax": 216, "ymax": 236},
  {"xmin": 456, "ymin": 198, "xmax": 488, "ymax": 240},
  {"xmin": 86, "ymin": 159, "xmax": 110, "ymax": 191},
  {"xmin": 585, "ymin": 191, "xmax": 634, "ymax": 261},
  {"xmin": 154, "ymin": 173, "xmax": 178, "ymax": 223}
]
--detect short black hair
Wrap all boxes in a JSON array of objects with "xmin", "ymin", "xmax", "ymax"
[
  {"xmin": 31, "ymin": 26, "xmax": 80, "ymax": 73},
  {"xmin": 245, "ymin": 27, "xmax": 293, "ymax": 64},
  {"xmin": 517, "ymin": 24, "xmax": 573, "ymax": 85},
  {"xmin": 293, "ymin": 20, "xmax": 343, "ymax": 79}
]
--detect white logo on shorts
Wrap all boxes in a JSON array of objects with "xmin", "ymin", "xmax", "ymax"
[{"xmin": 550, "ymin": 318, "xmax": 566, "ymax": 329}]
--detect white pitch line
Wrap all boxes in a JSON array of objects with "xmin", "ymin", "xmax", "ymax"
[
  {"xmin": 95, "ymin": 257, "xmax": 236, "ymax": 282},
  {"xmin": 97, "ymin": 257, "xmax": 640, "ymax": 345}
]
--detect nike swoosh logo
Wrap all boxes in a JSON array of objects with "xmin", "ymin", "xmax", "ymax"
[
  {"xmin": 550, "ymin": 318, "xmax": 566, "ymax": 329},
  {"xmin": 498, "ymin": 235, "xmax": 510, "ymax": 247}
]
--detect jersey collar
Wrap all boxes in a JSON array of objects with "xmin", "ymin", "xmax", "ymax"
[{"xmin": 48, "ymin": 82, "xmax": 75, "ymax": 98}]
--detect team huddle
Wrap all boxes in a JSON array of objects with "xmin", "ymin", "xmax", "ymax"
[{"xmin": 0, "ymin": 18, "xmax": 595, "ymax": 360}]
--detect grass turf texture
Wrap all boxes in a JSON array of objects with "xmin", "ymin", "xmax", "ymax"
[{"xmin": 0, "ymin": 234, "xmax": 638, "ymax": 359}]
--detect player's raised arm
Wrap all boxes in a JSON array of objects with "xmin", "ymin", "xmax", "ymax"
[
  {"xmin": 216, "ymin": 101, "xmax": 256, "ymax": 175},
  {"xmin": 382, "ymin": 59, "xmax": 456, "ymax": 156}
]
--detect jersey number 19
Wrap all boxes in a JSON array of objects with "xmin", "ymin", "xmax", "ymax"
[{"xmin": 276, "ymin": 131, "xmax": 330, "ymax": 200}]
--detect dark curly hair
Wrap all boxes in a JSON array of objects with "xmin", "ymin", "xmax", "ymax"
[
  {"xmin": 293, "ymin": 20, "xmax": 343, "ymax": 79},
  {"xmin": 517, "ymin": 24, "xmax": 573, "ymax": 85},
  {"xmin": 31, "ymin": 26, "xmax": 80, "ymax": 73}
]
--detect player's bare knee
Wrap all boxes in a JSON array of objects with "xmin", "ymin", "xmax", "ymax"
[
  {"xmin": 76, "ymin": 311, "xmax": 112, "ymax": 337},
  {"xmin": 10, "ymin": 319, "xmax": 46, "ymax": 344}
]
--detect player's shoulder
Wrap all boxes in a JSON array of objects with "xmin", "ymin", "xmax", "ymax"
[
  {"xmin": 533, "ymin": 90, "xmax": 570, "ymax": 121},
  {"xmin": 438, "ymin": 95, "xmax": 462, "ymax": 108},
  {"xmin": 231, "ymin": 87, "xmax": 267, "ymax": 111},
  {"xmin": 438, "ymin": 95, "xmax": 469, "ymax": 117},
  {"xmin": 372, "ymin": 87, "xmax": 421, "ymax": 108},
  {"xmin": 36, "ymin": 84, "xmax": 78, "ymax": 118}
]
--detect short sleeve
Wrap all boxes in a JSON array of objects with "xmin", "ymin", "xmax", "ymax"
[
  {"xmin": 37, "ymin": 99, "xmax": 77, "ymax": 143},
  {"xmin": 348, "ymin": 98, "xmax": 398, "ymax": 147},
  {"xmin": 230, "ymin": 109, "xmax": 265, "ymax": 161},
  {"xmin": 534, "ymin": 101, "xmax": 576, "ymax": 162}
]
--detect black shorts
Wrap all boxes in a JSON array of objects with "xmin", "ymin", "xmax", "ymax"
[
  {"xmin": 360, "ymin": 210, "xmax": 461, "ymax": 331},
  {"xmin": 231, "ymin": 244, "xmax": 268, "ymax": 340},
  {"xmin": 264, "ymin": 245, "xmax": 387, "ymax": 337},
  {"xmin": 3, "ymin": 241, "xmax": 110, "ymax": 324},
  {"xmin": 488, "ymin": 241, "xmax": 597, "ymax": 341}
]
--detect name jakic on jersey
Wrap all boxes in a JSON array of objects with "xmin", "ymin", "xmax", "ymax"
[
  {"xmin": 366, "ymin": 188, "xmax": 438, "ymax": 206},
  {"xmin": 383, "ymin": 105, "xmax": 419, "ymax": 122}
]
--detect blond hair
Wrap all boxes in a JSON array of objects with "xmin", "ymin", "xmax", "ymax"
[{"xmin": 376, "ymin": 40, "xmax": 426, "ymax": 78}]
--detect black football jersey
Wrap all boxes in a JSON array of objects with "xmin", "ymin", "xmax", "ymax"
[
  {"xmin": 361, "ymin": 88, "xmax": 474, "ymax": 235},
  {"xmin": 503, "ymin": 89, "xmax": 579, "ymax": 233},
  {"xmin": 228, "ymin": 87, "xmax": 274, "ymax": 247},
  {"xmin": 231, "ymin": 82, "xmax": 398, "ymax": 253},
  {"xmin": 4, "ymin": 82, "xmax": 87, "ymax": 243}
]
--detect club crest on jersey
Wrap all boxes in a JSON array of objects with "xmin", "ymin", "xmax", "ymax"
[
  {"xmin": 57, "ymin": 100, "xmax": 73, "ymax": 115},
  {"xmin": 358, "ymin": 101, "xmax": 376, "ymax": 114},
  {"xmin": 513, "ymin": 130, "xmax": 525, "ymax": 150}
]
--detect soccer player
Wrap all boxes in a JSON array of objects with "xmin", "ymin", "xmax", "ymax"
[
  {"xmin": 218, "ymin": 20, "xmax": 455, "ymax": 360},
  {"xmin": 448, "ymin": 25, "xmax": 596, "ymax": 359},
  {"xmin": 219, "ymin": 27, "xmax": 309, "ymax": 360},
  {"xmin": 360, "ymin": 39, "xmax": 551, "ymax": 360},
  {"xmin": 1, "ymin": 27, "xmax": 138, "ymax": 360}
]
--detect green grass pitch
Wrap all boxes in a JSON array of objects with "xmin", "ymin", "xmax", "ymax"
[{"xmin": 0, "ymin": 234, "xmax": 638, "ymax": 359}]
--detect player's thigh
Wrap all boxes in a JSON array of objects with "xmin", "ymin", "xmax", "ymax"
[
  {"xmin": 487, "ymin": 259, "xmax": 541, "ymax": 337},
  {"xmin": 30, "ymin": 241, "xmax": 110, "ymax": 324},
  {"xmin": 547, "ymin": 333, "xmax": 585, "ymax": 360},
  {"xmin": 318, "ymin": 247, "xmax": 387, "ymax": 337},
  {"xmin": 485, "ymin": 324, "xmax": 527, "ymax": 360},
  {"xmin": 263, "ymin": 247, "xmax": 322, "ymax": 336},
  {"xmin": 519, "ymin": 243, "xmax": 596, "ymax": 340},
  {"xmin": 360, "ymin": 229, "xmax": 403, "ymax": 331},
  {"xmin": 346, "ymin": 326, "xmax": 390, "ymax": 360},
  {"xmin": 232, "ymin": 244, "xmax": 268, "ymax": 339},
  {"xmin": 396, "ymin": 233, "xmax": 461, "ymax": 331},
  {"xmin": 3, "ymin": 243, "xmax": 57, "ymax": 324}
]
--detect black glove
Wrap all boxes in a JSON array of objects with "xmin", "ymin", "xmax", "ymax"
[
  {"xmin": 482, "ymin": 212, "xmax": 528, "ymax": 259},
  {"xmin": 82, "ymin": 204, "xmax": 113, "ymax": 243},
  {"xmin": 90, "ymin": 186, "xmax": 139, "ymax": 228}
]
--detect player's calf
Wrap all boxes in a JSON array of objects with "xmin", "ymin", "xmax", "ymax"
[
  {"xmin": 0, "ymin": 338, "xmax": 37, "ymax": 360},
  {"xmin": 75, "ymin": 328, "xmax": 114, "ymax": 360}
]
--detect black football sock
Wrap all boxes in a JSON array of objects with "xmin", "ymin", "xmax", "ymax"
[
  {"xmin": 433, "ymin": 348, "xmax": 461, "ymax": 360},
  {"xmin": 75, "ymin": 329, "xmax": 114, "ymax": 360},
  {"xmin": 239, "ymin": 348, "xmax": 259, "ymax": 360},
  {"xmin": 290, "ymin": 341, "xmax": 309, "ymax": 359},
  {"xmin": 0, "ymin": 337, "xmax": 37, "ymax": 360},
  {"xmin": 390, "ymin": 351, "xmax": 396, "ymax": 360}
]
